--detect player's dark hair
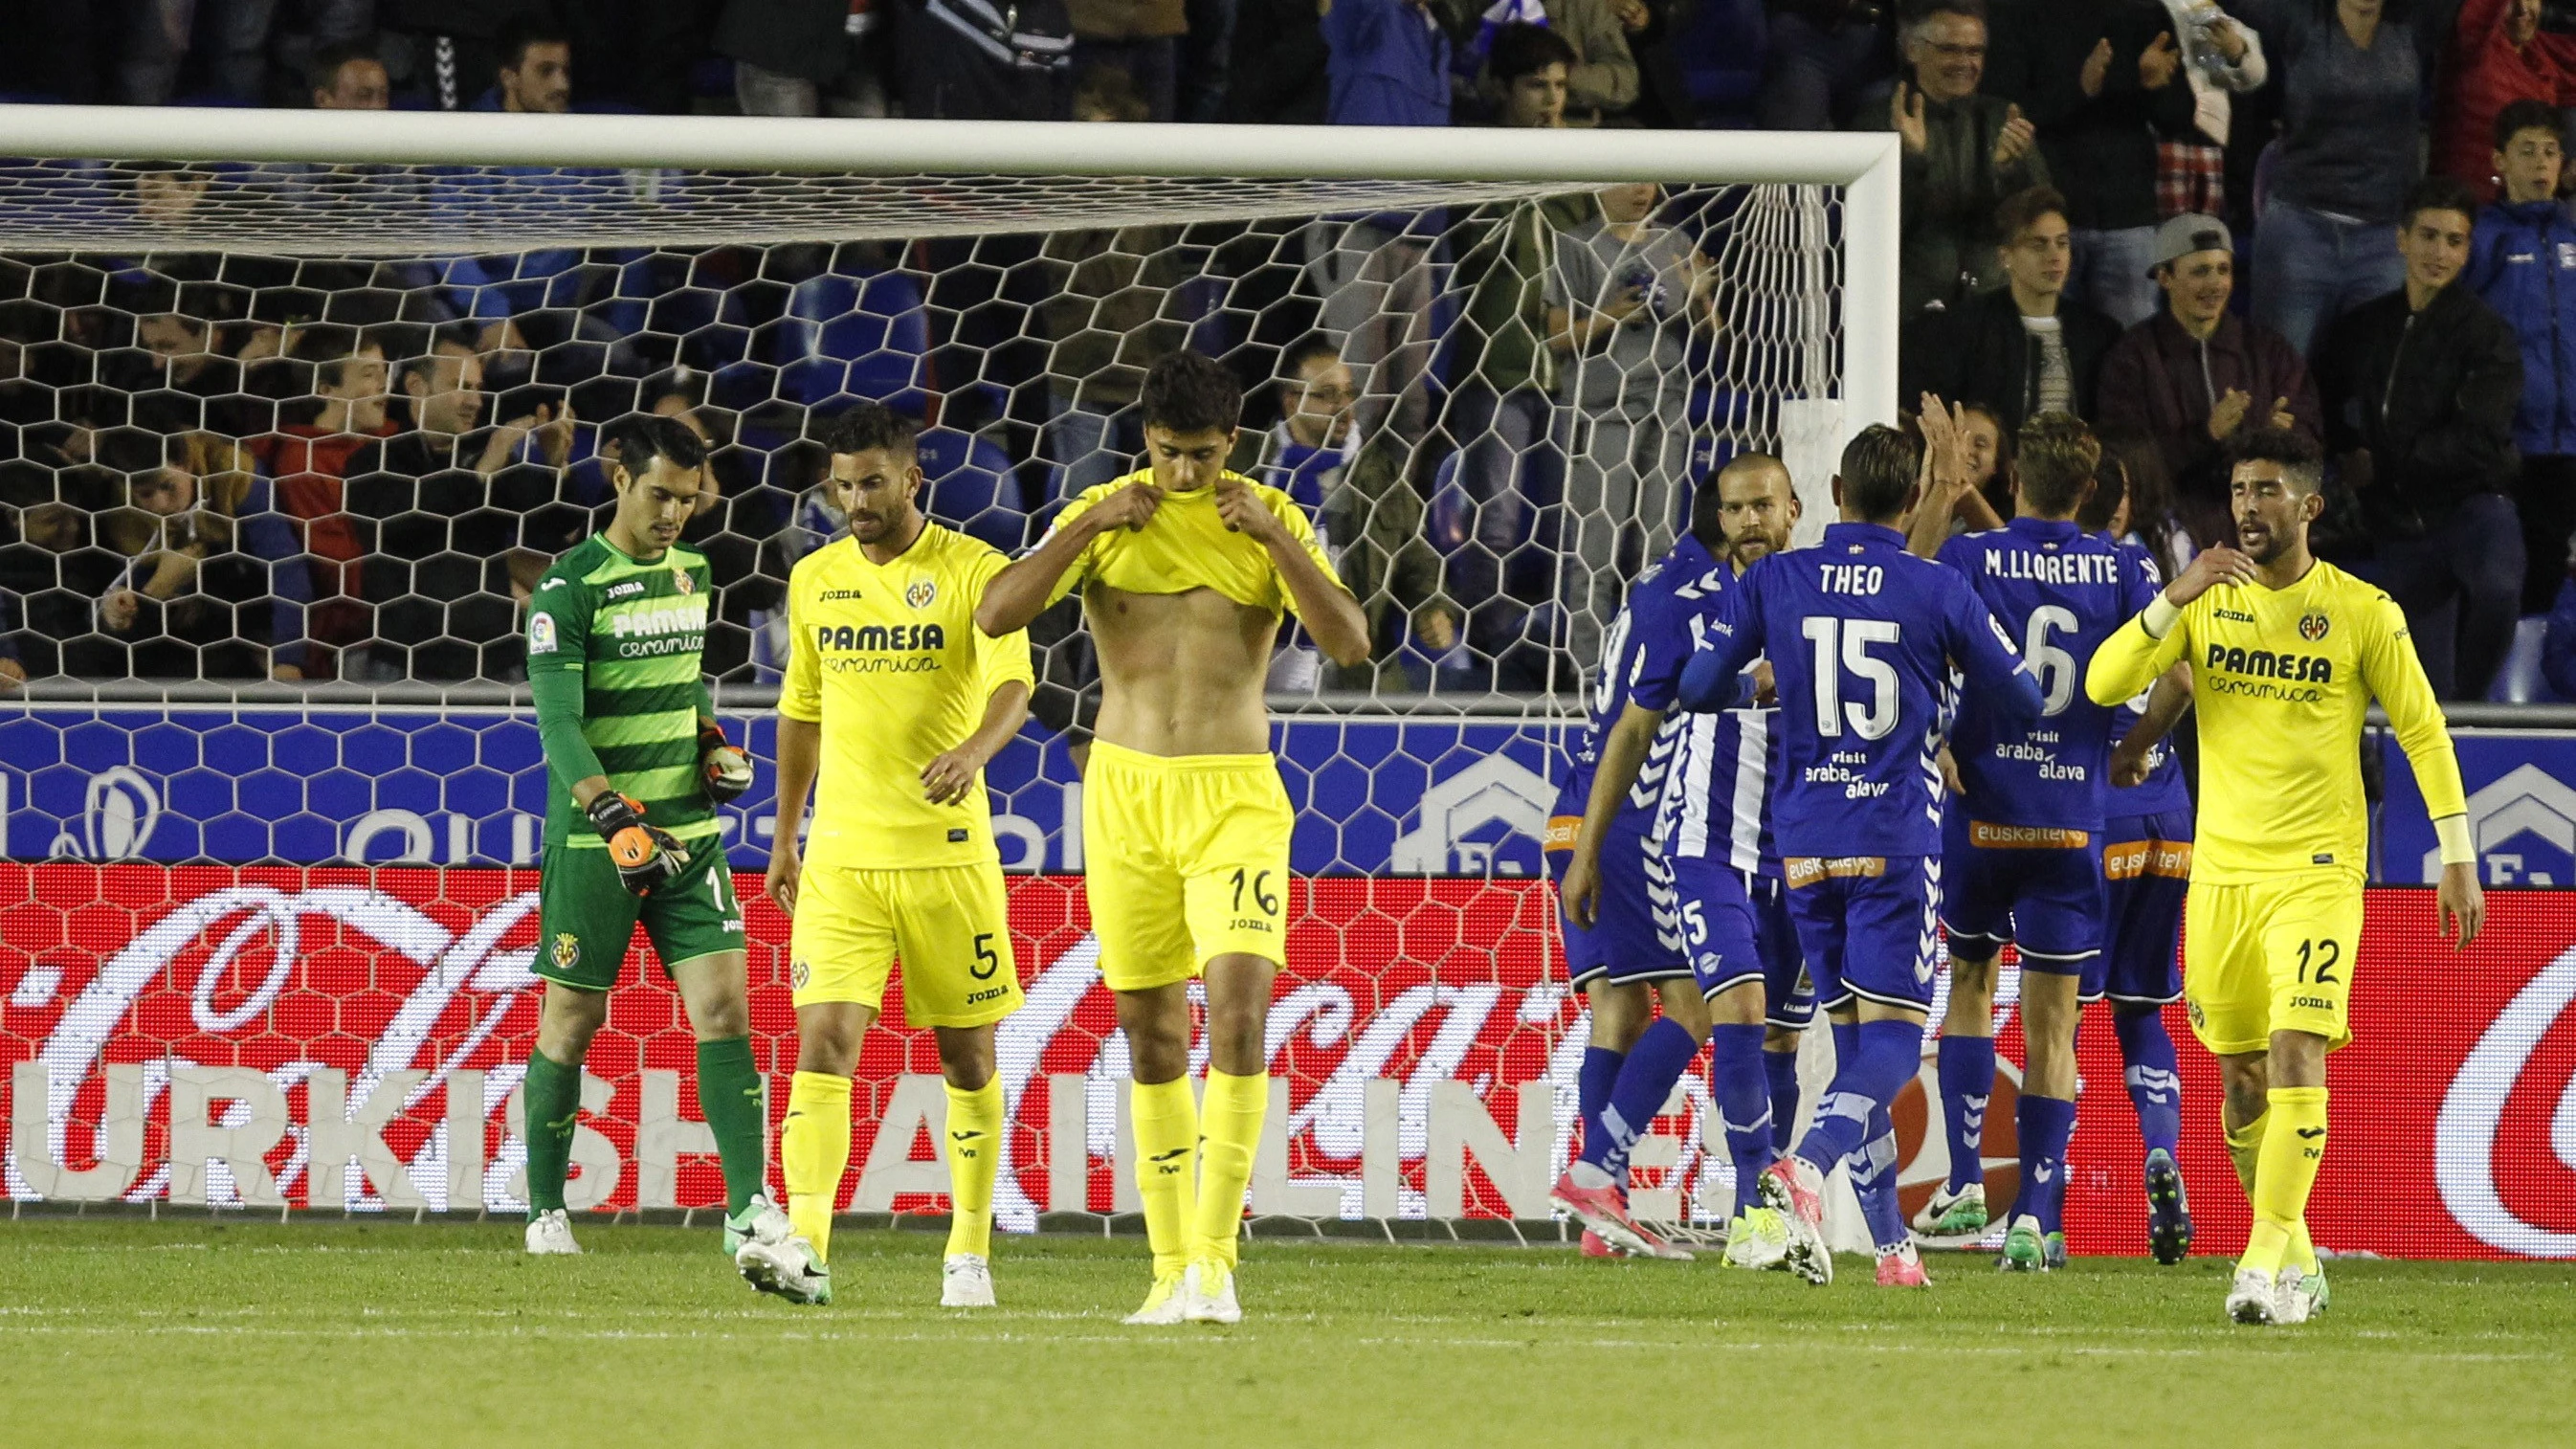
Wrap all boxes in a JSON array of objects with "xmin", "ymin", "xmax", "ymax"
[
  {"xmin": 1838, "ymin": 424, "xmax": 1921, "ymax": 523},
  {"xmin": 496, "ymin": 16, "xmax": 572, "ymax": 77},
  {"xmin": 1992, "ymin": 185, "xmax": 2066, "ymax": 246},
  {"xmin": 2088, "ymin": 426, "xmax": 2171, "ymax": 535},
  {"xmin": 604, "ymin": 412, "xmax": 706, "ymax": 482},
  {"xmin": 2229, "ymin": 424, "xmax": 2324, "ymax": 495},
  {"xmin": 2013, "ymin": 412, "xmax": 2099, "ymax": 518},
  {"xmin": 307, "ymin": 35, "xmax": 382, "ymax": 96},
  {"xmin": 2495, "ymin": 99, "xmax": 2563, "ymax": 153},
  {"xmin": 1140, "ymin": 349, "xmax": 1243, "ymax": 435},
  {"xmin": 1489, "ymin": 22, "xmax": 1578, "ymax": 84},
  {"xmin": 2400, "ymin": 173, "xmax": 2480, "ymax": 232},
  {"xmin": 816, "ymin": 400, "xmax": 919, "ymax": 459},
  {"xmin": 1277, "ymin": 332, "xmax": 1342, "ymax": 384}
]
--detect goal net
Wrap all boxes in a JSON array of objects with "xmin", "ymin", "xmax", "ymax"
[{"xmin": 0, "ymin": 110, "xmax": 1898, "ymax": 1237}]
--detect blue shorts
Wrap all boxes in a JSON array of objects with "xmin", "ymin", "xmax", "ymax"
[
  {"xmin": 1749, "ymin": 869, "xmax": 1816, "ymax": 1030},
  {"xmin": 2094, "ymin": 810, "xmax": 2191, "ymax": 1005},
  {"xmin": 1548, "ymin": 819, "xmax": 1690, "ymax": 989},
  {"xmin": 1939, "ymin": 812, "xmax": 2104, "ymax": 978},
  {"xmin": 1669, "ymin": 853, "xmax": 1762, "ymax": 997},
  {"xmin": 1781, "ymin": 854, "xmax": 1943, "ymax": 1012}
]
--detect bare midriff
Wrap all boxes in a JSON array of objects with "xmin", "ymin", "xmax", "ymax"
[{"xmin": 1084, "ymin": 582, "xmax": 1280, "ymax": 757}]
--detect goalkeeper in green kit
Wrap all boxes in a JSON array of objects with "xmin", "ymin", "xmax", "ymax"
[{"xmin": 519, "ymin": 413, "xmax": 787, "ymax": 1263}]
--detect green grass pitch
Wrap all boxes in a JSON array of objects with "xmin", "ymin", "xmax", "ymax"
[{"xmin": 2, "ymin": 1219, "xmax": 2568, "ymax": 1448}]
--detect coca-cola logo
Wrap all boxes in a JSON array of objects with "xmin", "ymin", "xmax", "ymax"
[{"xmin": 2434, "ymin": 945, "xmax": 2576, "ymax": 1257}]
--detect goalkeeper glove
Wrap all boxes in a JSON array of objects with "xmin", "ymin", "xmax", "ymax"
[
  {"xmin": 699, "ymin": 720, "xmax": 753, "ymax": 805},
  {"xmin": 587, "ymin": 791, "xmax": 690, "ymax": 897}
]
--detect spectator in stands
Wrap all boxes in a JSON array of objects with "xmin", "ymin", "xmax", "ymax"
[
  {"xmin": 1446, "ymin": 23, "xmax": 1594, "ymax": 686},
  {"xmin": 1989, "ymin": 0, "xmax": 2196, "ymax": 327},
  {"xmin": 1533, "ymin": 0, "xmax": 1641, "ymax": 124},
  {"xmin": 5, "ymin": 488, "xmax": 127, "ymax": 681},
  {"xmin": 2095, "ymin": 422, "xmax": 2190, "ymax": 571},
  {"xmin": 717, "ymin": 0, "xmax": 852, "ymax": 117},
  {"xmin": 115, "ymin": 288, "xmax": 259, "ymax": 436},
  {"xmin": 2237, "ymin": 0, "xmax": 2440, "ymax": 359},
  {"xmin": 1068, "ymin": 0, "xmax": 1186, "ymax": 122},
  {"xmin": 2318, "ymin": 175, "xmax": 2526, "ymax": 700},
  {"xmin": 1760, "ymin": 0, "xmax": 1898, "ymax": 130},
  {"xmin": 93, "ymin": 432, "xmax": 311, "ymax": 681},
  {"xmin": 121, "ymin": 0, "xmax": 278, "ymax": 105},
  {"xmin": 2543, "ymin": 566, "xmax": 2576, "ymax": 697},
  {"xmin": 1545, "ymin": 181, "xmax": 1716, "ymax": 665},
  {"xmin": 477, "ymin": 18, "xmax": 574, "ymax": 114},
  {"xmin": 2435, "ymin": 0, "xmax": 2576, "ymax": 203},
  {"xmin": 253, "ymin": 323, "xmax": 398, "ymax": 675},
  {"xmin": 310, "ymin": 34, "xmax": 392, "ymax": 108},
  {"xmin": 2147, "ymin": 0, "xmax": 2265, "ymax": 222},
  {"xmin": 2098, "ymin": 212, "xmax": 2321, "ymax": 545},
  {"xmin": 1324, "ymin": 0, "xmax": 1451, "ymax": 124},
  {"xmin": 1906, "ymin": 187, "xmax": 2120, "ymax": 438},
  {"xmin": 894, "ymin": 0, "xmax": 1076, "ymax": 120},
  {"xmin": 381, "ymin": 1, "xmax": 527, "ymax": 110},
  {"xmin": 1230, "ymin": 0, "xmax": 1333, "ymax": 122},
  {"xmin": 1617, "ymin": 0, "xmax": 1699, "ymax": 126},
  {"xmin": 1230, "ymin": 336, "xmax": 1457, "ymax": 688},
  {"xmin": 1879, "ymin": 0, "xmax": 2050, "ymax": 317},
  {"xmin": 2471, "ymin": 100, "xmax": 2576, "ymax": 613}
]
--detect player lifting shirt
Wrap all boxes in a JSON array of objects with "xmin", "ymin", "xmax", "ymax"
[{"xmin": 975, "ymin": 350, "xmax": 1369, "ymax": 1326}]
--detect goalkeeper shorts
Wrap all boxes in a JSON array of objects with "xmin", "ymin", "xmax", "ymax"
[
  {"xmin": 533, "ymin": 841, "xmax": 745, "ymax": 992},
  {"xmin": 1082, "ymin": 740, "xmax": 1295, "ymax": 992},
  {"xmin": 788, "ymin": 860, "xmax": 1021, "ymax": 1028}
]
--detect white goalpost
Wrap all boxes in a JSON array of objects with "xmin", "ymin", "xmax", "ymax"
[{"xmin": 0, "ymin": 106, "xmax": 1899, "ymax": 1238}]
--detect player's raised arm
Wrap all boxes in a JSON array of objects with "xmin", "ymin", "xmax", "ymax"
[
  {"xmin": 1945, "ymin": 577, "xmax": 2046, "ymax": 720},
  {"xmin": 1216, "ymin": 473, "xmax": 1370, "ymax": 667},
  {"xmin": 2358, "ymin": 591, "xmax": 2485, "ymax": 946},
  {"xmin": 2086, "ymin": 545, "xmax": 2254, "ymax": 705},
  {"xmin": 973, "ymin": 480, "xmax": 1159, "ymax": 637}
]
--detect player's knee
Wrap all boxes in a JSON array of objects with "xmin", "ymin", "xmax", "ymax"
[
  {"xmin": 1947, "ymin": 953, "xmax": 1996, "ymax": 1005},
  {"xmin": 1763, "ymin": 1025, "xmax": 1801, "ymax": 1054},
  {"xmin": 1655, "ymin": 984, "xmax": 1713, "ymax": 1040},
  {"xmin": 2219, "ymin": 1055, "xmax": 2269, "ymax": 1124},
  {"xmin": 537, "ymin": 984, "xmax": 608, "ymax": 1060},
  {"xmin": 1709, "ymin": 981, "xmax": 1765, "ymax": 1027},
  {"xmin": 934, "ymin": 1026, "xmax": 997, "ymax": 1090},
  {"xmin": 2268, "ymin": 1030, "xmax": 2327, "ymax": 1087},
  {"xmin": 686, "ymin": 992, "xmax": 750, "ymax": 1041},
  {"xmin": 1586, "ymin": 981, "xmax": 1651, "ymax": 1047}
]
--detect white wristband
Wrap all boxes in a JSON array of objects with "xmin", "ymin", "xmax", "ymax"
[
  {"xmin": 2435, "ymin": 814, "xmax": 2476, "ymax": 869},
  {"xmin": 2142, "ymin": 594, "xmax": 2183, "ymax": 640}
]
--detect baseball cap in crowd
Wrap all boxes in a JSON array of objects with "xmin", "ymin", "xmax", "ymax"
[{"xmin": 2148, "ymin": 213, "xmax": 2233, "ymax": 276}]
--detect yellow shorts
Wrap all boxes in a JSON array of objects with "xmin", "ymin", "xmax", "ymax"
[
  {"xmin": 2182, "ymin": 870, "xmax": 2364, "ymax": 1057},
  {"xmin": 1082, "ymin": 739, "xmax": 1294, "ymax": 992},
  {"xmin": 787, "ymin": 860, "xmax": 1021, "ymax": 1028}
]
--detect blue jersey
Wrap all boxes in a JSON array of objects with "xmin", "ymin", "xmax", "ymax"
[
  {"xmin": 1625, "ymin": 543, "xmax": 1781, "ymax": 873},
  {"xmin": 1680, "ymin": 521, "xmax": 2044, "ymax": 858},
  {"xmin": 2103, "ymin": 538, "xmax": 2191, "ymax": 818},
  {"xmin": 1553, "ymin": 539, "xmax": 1713, "ymax": 830},
  {"xmin": 1935, "ymin": 518, "xmax": 2160, "ymax": 831}
]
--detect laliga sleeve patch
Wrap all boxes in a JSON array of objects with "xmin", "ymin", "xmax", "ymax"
[{"xmin": 529, "ymin": 612, "xmax": 558, "ymax": 653}]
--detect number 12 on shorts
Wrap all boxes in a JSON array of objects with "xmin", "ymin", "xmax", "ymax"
[{"xmin": 2295, "ymin": 938, "xmax": 2341, "ymax": 984}]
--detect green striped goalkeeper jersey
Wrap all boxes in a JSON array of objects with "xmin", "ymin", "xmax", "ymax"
[{"xmin": 525, "ymin": 533, "xmax": 721, "ymax": 850}]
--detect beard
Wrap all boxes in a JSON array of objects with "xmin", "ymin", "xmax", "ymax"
[{"xmin": 2238, "ymin": 519, "xmax": 2290, "ymax": 566}]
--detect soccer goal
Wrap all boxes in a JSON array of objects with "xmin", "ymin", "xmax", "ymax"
[{"xmin": 0, "ymin": 106, "xmax": 1897, "ymax": 1238}]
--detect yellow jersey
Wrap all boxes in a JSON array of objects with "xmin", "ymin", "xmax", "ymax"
[
  {"xmin": 2086, "ymin": 558, "xmax": 2466, "ymax": 883},
  {"xmin": 1043, "ymin": 469, "xmax": 1341, "ymax": 617},
  {"xmin": 780, "ymin": 524, "xmax": 1034, "ymax": 870}
]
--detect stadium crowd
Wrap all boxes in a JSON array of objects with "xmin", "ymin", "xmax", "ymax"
[{"xmin": 3, "ymin": 0, "xmax": 2576, "ymax": 704}]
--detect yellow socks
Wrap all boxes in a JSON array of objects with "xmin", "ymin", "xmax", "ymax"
[
  {"xmin": 1192, "ymin": 1069, "xmax": 1267, "ymax": 1272},
  {"xmin": 2244, "ymin": 1086, "xmax": 2328, "ymax": 1277},
  {"xmin": 1131, "ymin": 1077, "xmax": 1200, "ymax": 1280},
  {"xmin": 2226, "ymin": 1103, "xmax": 2319, "ymax": 1275},
  {"xmin": 782, "ymin": 1071, "xmax": 853, "ymax": 1263},
  {"xmin": 943, "ymin": 1080, "xmax": 1006, "ymax": 1260}
]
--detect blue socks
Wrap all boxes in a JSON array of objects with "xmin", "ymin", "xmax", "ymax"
[
  {"xmin": 1577, "ymin": 1045, "xmax": 1624, "ymax": 1179},
  {"xmin": 1708, "ymin": 1023, "xmax": 1773, "ymax": 1216},
  {"xmin": 1584, "ymin": 1017, "xmax": 1701, "ymax": 1177},
  {"xmin": 2114, "ymin": 1005, "xmax": 2183, "ymax": 1158},
  {"xmin": 1794, "ymin": 1018, "xmax": 1923, "ymax": 1178},
  {"xmin": 1851, "ymin": 1101, "xmax": 1909, "ymax": 1253},
  {"xmin": 2015, "ymin": 1092, "xmax": 2077, "ymax": 1235},
  {"xmin": 1937, "ymin": 1032, "xmax": 1996, "ymax": 1194},
  {"xmin": 1762, "ymin": 1046, "xmax": 1801, "ymax": 1153}
]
